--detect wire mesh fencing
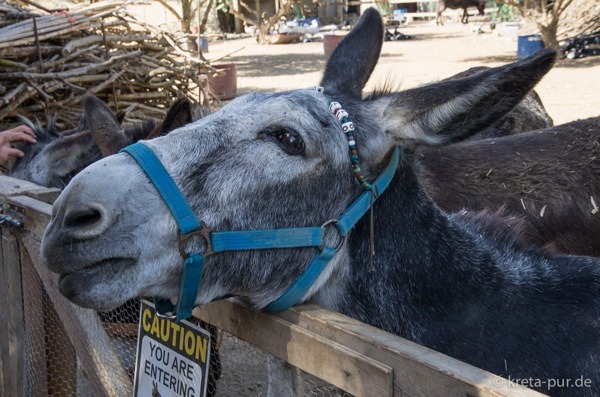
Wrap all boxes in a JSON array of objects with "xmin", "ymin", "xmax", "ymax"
[{"xmin": 18, "ymin": 287, "xmax": 353, "ymax": 397}]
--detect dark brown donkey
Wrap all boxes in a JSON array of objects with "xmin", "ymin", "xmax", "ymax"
[
  {"xmin": 443, "ymin": 66, "xmax": 553, "ymax": 140},
  {"xmin": 437, "ymin": 0, "xmax": 485, "ymax": 25},
  {"xmin": 416, "ymin": 116, "xmax": 600, "ymax": 256}
]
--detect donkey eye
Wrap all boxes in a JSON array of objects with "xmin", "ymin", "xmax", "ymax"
[{"xmin": 277, "ymin": 131, "xmax": 305, "ymax": 155}]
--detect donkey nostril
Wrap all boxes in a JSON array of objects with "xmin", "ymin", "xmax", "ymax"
[
  {"xmin": 63, "ymin": 206, "xmax": 103, "ymax": 229},
  {"xmin": 60, "ymin": 203, "xmax": 113, "ymax": 240}
]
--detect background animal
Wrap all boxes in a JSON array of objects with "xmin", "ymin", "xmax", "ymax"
[
  {"xmin": 442, "ymin": 66, "xmax": 553, "ymax": 140},
  {"xmin": 437, "ymin": 0, "xmax": 485, "ymax": 25},
  {"xmin": 41, "ymin": 10, "xmax": 599, "ymax": 396},
  {"xmin": 8, "ymin": 97, "xmax": 193, "ymax": 188},
  {"xmin": 416, "ymin": 116, "xmax": 600, "ymax": 256}
]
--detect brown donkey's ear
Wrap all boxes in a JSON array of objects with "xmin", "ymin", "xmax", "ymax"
[
  {"xmin": 146, "ymin": 97, "xmax": 194, "ymax": 139},
  {"xmin": 162, "ymin": 97, "xmax": 193, "ymax": 134},
  {"xmin": 84, "ymin": 96, "xmax": 130, "ymax": 156}
]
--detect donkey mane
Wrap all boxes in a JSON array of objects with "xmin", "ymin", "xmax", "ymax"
[
  {"xmin": 17, "ymin": 116, "xmax": 60, "ymax": 143},
  {"xmin": 452, "ymin": 208, "xmax": 539, "ymax": 254}
]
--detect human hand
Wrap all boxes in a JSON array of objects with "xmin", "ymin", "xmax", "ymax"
[{"xmin": 0, "ymin": 125, "xmax": 37, "ymax": 163}]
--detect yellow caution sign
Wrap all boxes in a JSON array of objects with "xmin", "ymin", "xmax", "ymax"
[{"xmin": 133, "ymin": 300, "xmax": 211, "ymax": 397}]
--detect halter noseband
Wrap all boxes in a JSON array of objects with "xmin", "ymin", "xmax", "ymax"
[{"xmin": 120, "ymin": 90, "xmax": 400, "ymax": 322}]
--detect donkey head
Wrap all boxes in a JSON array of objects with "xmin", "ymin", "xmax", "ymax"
[
  {"xmin": 84, "ymin": 96, "xmax": 194, "ymax": 155},
  {"xmin": 41, "ymin": 9, "xmax": 555, "ymax": 311},
  {"xmin": 9, "ymin": 97, "xmax": 193, "ymax": 188},
  {"xmin": 476, "ymin": 2, "xmax": 485, "ymax": 15},
  {"xmin": 9, "ymin": 117, "xmax": 100, "ymax": 188}
]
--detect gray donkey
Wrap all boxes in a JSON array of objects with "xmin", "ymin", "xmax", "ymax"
[{"xmin": 42, "ymin": 10, "xmax": 599, "ymax": 396}]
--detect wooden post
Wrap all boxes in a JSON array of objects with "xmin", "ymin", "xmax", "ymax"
[
  {"xmin": 196, "ymin": 299, "xmax": 547, "ymax": 397},
  {"xmin": 0, "ymin": 228, "xmax": 26, "ymax": 396},
  {"xmin": 0, "ymin": 175, "xmax": 52, "ymax": 397},
  {"xmin": 195, "ymin": 300, "xmax": 394, "ymax": 397},
  {"xmin": 232, "ymin": 0, "xmax": 244, "ymax": 33}
]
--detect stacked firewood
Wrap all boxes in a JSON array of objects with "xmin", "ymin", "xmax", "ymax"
[{"xmin": 0, "ymin": 1, "xmax": 210, "ymax": 128}]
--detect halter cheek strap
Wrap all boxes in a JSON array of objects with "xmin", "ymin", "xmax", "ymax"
[{"xmin": 120, "ymin": 143, "xmax": 204, "ymax": 320}]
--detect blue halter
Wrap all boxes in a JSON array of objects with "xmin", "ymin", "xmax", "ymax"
[{"xmin": 121, "ymin": 142, "xmax": 399, "ymax": 322}]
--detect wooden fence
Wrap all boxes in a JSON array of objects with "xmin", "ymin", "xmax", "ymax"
[{"xmin": 0, "ymin": 174, "xmax": 546, "ymax": 397}]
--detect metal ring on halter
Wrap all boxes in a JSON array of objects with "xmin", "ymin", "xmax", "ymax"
[
  {"xmin": 178, "ymin": 221, "xmax": 215, "ymax": 259},
  {"xmin": 320, "ymin": 219, "xmax": 346, "ymax": 252},
  {"xmin": 155, "ymin": 310, "xmax": 177, "ymax": 320}
]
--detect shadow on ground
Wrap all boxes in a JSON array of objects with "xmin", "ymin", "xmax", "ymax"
[
  {"xmin": 555, "ymin": 55, "xmax": 600, "ymax": 68},
  {"xmin": 462, "ymin": 54, "xmax": 518, "ymax": 64},
  {"xmin": 227, "ymin": 53, "xmax": 327, "ymax": 77},
  {"xmin": 464, "ymin": 52, "xmax": 600, "ymax": 68},
  {"xmin": 403, "ymin": 32, "xmax": 465, "ymax": 41},
  {"xmin": 237, "ymin": 86, "xmax": 279, "ymax": 95}
]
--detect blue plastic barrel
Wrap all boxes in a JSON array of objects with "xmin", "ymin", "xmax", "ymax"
[
  {"xmin": 518, "ymin": 35, "xmax": 545, "ymax": 59},
  {"xmin": 198, "ymin": 38, "xmax": 209, "ymax": 53}
]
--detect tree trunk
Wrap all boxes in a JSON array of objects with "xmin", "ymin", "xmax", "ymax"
[
  {"xmin": 255, "ymin": 0, "xmax": 262, "ymax": 24},
  {"xmin": 181, "ymin": 0, "xmax": 194, "ymax": 33},
  {"xmin": 228, "ymin": 0, "xmax": 293, "ymax": 43},
  {"xmin": 539, "ymin": 19, "xmax": 560, "ymax": 49},
  {"xmin": 257, "ymin": 25, "xmax": 272, "ymax": 43},
  {"xmin": 199, "ymin": 0, "xmax": 214, "ymax": 34}
]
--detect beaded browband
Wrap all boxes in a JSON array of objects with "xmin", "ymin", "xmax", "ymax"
[{"xmin": 313, "ymin": 86, "xmax": 372, "ymax": 190}]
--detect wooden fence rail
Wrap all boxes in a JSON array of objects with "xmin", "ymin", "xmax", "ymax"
[{"xmin": 0, "ymin": 175, "xmax": 546, "ymax": 397}]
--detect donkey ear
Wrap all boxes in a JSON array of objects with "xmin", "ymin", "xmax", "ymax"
[
  {"xmin": 163, "ymin": 97, "xmax": 193, "ymax": 133},
  {"xmin": 372, "ymin": 49, "xmax": 556, "ymax": 146},
  {"xmin": 145, "ymin": 97, "xmax": 193, "ymax": 140},
  {"xmin": 320, "ymin": 8, "xmax": 384, "ymax": 98},
  {"xmin": 115, "ymin": 110, "xmax": 128, "ymax": 124},
  {"xmin": 83, "ymin": 96, "xmax": 130, "ymax": 156},
  {"xmin": 43, "ymin": 130, "xmax": 99, "ymax": 178}
]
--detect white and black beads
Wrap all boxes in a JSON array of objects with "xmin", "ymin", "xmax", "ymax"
[
  {"xmin": 313, "ymin": 88, "xmax": 372, "ymax": 191},
  {"xmin": 329, "ymin": 101, "xmax": 372, "ymax": 190}
]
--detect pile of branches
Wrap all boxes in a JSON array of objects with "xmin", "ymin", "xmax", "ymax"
[
  {"xmin": 558, "ymin": 0, "xmax": 600, "ymax": 40},
  {"xmin": 0, "ymin": 1, "xmax": 211, "ymax": 128}
]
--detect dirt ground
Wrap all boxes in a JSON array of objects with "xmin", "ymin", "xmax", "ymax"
[{"xmin": 206, "ymin": 22, "xmax": 600, "ymax": 125}]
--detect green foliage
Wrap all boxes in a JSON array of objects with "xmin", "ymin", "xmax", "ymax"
[
  {"xmin": 214, "ymin": 0, "xmax": 229, "ymax": 13},
  {"xmin": 496, "ymin": 3, "xmax": 517, "ymax": 22},
  {"xmin": 292, "ymin": 3, "xmax": 304, "ymax": 19}
]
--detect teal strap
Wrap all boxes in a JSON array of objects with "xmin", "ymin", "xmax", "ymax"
[
  {"xmin": 265, "ymin": 148, "xmax": 400, "ymax": 311},
  {"xmin": 152, "ymin": 254, "xmax": 205, "ymax": 321},
  {"xmin": 122, "ymin": 143, "xmax": 203, "ymax": 321},
  {"xmin": 175, "ymin": 254, "xmax": 204, "ymax": 321},
  {"xmin": 211, "ymin": 228, "xmax": 324, "ymax": 252},
  {"xmin": 121, "ymin": 143, "xmax": 200, "ymax": 234},
  {"xmin": 265, "ymin": 247, "xmax": 336, "ymax": 312},
  {"xmin": 121, "ymin": 142, "xmax": 401, "ymax": 317}
]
